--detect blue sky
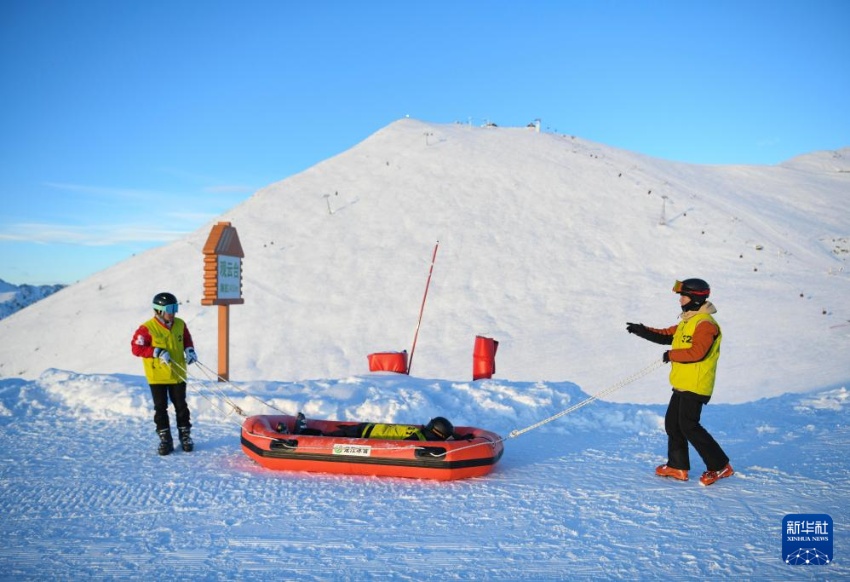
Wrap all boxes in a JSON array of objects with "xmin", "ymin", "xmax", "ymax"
[{"xmin": 1, "ymin": 1, "xmax": 848, "ymax": 285}]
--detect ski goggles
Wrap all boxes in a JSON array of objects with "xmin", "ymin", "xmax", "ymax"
[
  {"xmin": 672, "ymin": 280, "xmax": 710, "ymax": 295},
  {"xmin": 154, "ymin": 303, "xmax": 179, "ymax": 314}
]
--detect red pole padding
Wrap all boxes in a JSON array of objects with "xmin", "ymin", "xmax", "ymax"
[
  {"xmin": 472, "ymin": 336, "xmax": 498, "ymax": 380},
  {"xmin": 368, "ymin": 351, "xmax": 408, "ymax": 373}
]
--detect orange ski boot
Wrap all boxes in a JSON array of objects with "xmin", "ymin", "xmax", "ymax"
[
  {"xmin": 655, "ymin": 464, "xmax": 688, "ymax": 481},
  {"xmin": 699, "ymin": 464, "xmax": 734, "ymax": 486}
]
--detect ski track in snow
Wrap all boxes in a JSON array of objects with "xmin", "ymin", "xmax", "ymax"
[{"xmin": 0, "ymin": 373, "xmax": 847, "ymax": 580}]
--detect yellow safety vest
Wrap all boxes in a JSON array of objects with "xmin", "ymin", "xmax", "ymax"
[
  {"xmin": 142, "ymin": 317, "xmax": 187, "ymax": 385},
  {"xmin": 361, "ymin": 423, "xmax": 427, "ymax": 441},
  {"xmin": 669, "ymin": 313, "xmax": 721, "ymax": 397}
]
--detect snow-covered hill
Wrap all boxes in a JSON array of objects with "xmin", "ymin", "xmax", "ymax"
[
  {"xmin": 0, "ymin": 278, "xmax": 65, "ymax": 320},
  {"xmin": 0, "ymin": 119, "xmax": 848, "ymax": 405}
]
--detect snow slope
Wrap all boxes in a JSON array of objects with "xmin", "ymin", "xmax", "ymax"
[
  {"xmin": 0, "ymin": 370, "xmax": 846, "ymax": 579},
  {"xmin": 0, "ymin": 119, "xmax": 847, "ymax": 404}
]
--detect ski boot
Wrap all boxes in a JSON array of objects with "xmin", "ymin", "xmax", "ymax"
[
  {"xmin": 178, "ymin": 426, "xmax": 194, "ymax": 452},
  {"xmin": 655, "ymin": 464, "xmax": 688, "ymax": 481},
  {"xmin": 699, "ymin": 463, "xmax": 734, "ymax": 486},
  {"xmin": 157, "ymin": 428, "xmax": 174, "ymax": 456}
]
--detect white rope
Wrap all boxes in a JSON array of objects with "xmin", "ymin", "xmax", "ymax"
[
  {"xmin": 195, "ymin": 373, "xmax": 243, "ymax": 416},
  {"xmin": 169, "ymin": 371, "xmax": 242, "ymax": 424},
  {"xmin": 507, "ymin": 358, "xmax": 663, "ymax": 439},
  {"xmin": 172, "ymin": 361, "xmax": 250, "ymax": 426},
  {"xmin": 182, "ymin": 359, "xmax": 295, "ymax": 421}
]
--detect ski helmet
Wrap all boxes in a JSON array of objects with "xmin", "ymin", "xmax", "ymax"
[
  {"xmin": 152, "ymin": 292, "xmax": 179, "ymax": 314},
  {"xmin": 673, "ymin": 279, "xmax": 710, "ymax": 311},
  {"xmin": 425, "ymin": 417, "xmax": 454, "ymax": 440}
]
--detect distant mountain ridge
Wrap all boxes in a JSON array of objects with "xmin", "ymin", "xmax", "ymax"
[{"xmin": 0, "ymin": 279, "xmax": 65, "ymax": 320}]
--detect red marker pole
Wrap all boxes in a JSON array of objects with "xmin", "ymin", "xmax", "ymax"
[{"xmin": 407, "ymin": 241, "xmax": 439, "ymax": 375}]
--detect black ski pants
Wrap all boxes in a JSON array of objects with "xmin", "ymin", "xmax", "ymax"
[
  {"xmin": 149, "ymin": 382, "xmax": 191, "ymax": 432},
  {"xmin": 665, "ymin": 389, "xmax": 729, "ymax": 472}
]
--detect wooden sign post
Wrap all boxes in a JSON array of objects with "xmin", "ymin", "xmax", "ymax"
[{"xmin": 201, "ymin": 221, "xmax": 244, "ymax": 381}]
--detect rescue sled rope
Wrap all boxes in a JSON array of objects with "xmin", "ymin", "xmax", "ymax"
[
  {"xmin": 425, "ymin": 356, "xmax": 660, "ymax": 457},
  {"xmin": 260, "ymin": 358, "xmax": 664, "ymax": 458},
  {"xmin": 172, "ymin": 363, "xmax": 247, "ymax": 422},
  {"xmin": 506, "ymin": 358, "xmax": 664, "ymax": 440},
  {"xmin": 175, "ymin": 360, "xmax": 289, "ymax": 424},
  {"xmin": 176, "ymin": 358, "xmax": 662, "ymax": 459},
  {"xmin": 194, "ymin": 360, "xmax": 297, "ymax": 419}
]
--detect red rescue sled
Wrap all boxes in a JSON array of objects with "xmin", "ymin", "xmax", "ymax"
[{"xmin": 241, "ymin": 415, "xmax": 504, "ymax": 481}]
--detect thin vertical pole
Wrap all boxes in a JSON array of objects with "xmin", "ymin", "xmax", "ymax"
[
  {"xmin": 218, "ymin": 304, "xmax": 230, "ymax": 381},
  {"xmin": 407, "ymin": 241, "xmax": 439, "ymax": 375}
]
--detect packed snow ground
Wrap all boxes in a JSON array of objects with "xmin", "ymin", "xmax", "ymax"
[{"xmin": 0, "ymin": 369, "xmax": 847, "ymax": 579}]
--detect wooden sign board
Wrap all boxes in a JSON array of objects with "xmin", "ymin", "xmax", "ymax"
[{"xmin": 202, "ymin": 222, "xmax": 245, "ymax": 306}]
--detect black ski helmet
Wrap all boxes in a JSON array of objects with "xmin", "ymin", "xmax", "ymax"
[
  {"xmin": 425, "ymin": 417, "xmax": 454, "ymax": 440},
  {"xmin": 152, "ymin": 292, "xmax": 179, "ymax": 313},
  {"xmin": 673, "ymin": 278, "xmax": 710, "ymax": 311}
]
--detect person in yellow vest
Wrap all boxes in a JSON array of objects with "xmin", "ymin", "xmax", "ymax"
[
  {"xmin": 131, "ymin": 292, "xmax": 198, "ymax": 455},
  {"xmin": 292, "ymin": 415, "xmax": 456, "ymax": 441},
  {"xmin": 626, "ymin": 279, "xmax": 734, "ymax": 486}
]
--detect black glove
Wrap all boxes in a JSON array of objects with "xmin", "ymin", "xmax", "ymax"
[
  {"xmin": 626, "ymin": 322, "xmax": 645, "ymax": 335},
  {"xmin": 627, "ymin": 323, "xmax": 674, "ymax": 345},
  {"xmin": 662, "ymin": 351, "xmax": 670, "ymax": 363}
]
